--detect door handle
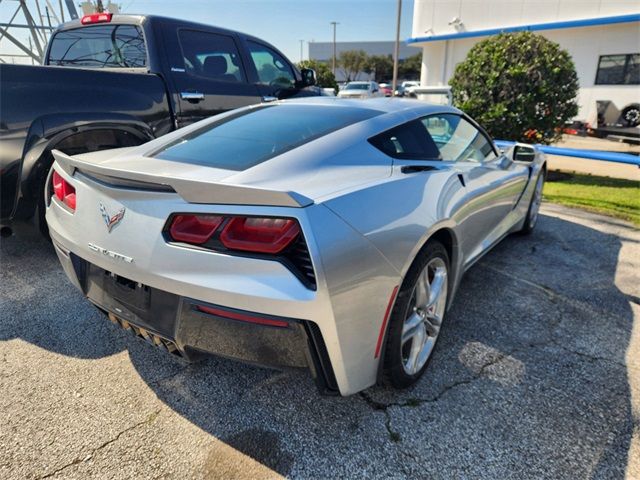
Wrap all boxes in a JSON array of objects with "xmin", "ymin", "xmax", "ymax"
[
  {"xmin": 180, "ymin": 92, "xmax": 205, "ymax": 102},
  {"xmin": 262, "ymin": 96, "xmax": 278, "ymax": 103}
]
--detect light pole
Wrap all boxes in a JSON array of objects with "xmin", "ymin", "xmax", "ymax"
[
  {"xmin": 330, "ymin": 21, "xmax": 339, "ymax": 76},
  {"xmin": 392, "ymin": 0, "xmax": 402, "ymax": 96},
  {"xmin": 299, "ymin": 39, "xmax": 304, "ymax": 62}
]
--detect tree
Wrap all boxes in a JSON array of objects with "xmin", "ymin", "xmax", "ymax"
[
  {"xmin": 365, "ymin": 54, "xmax": 394, "ymax": 83},
  {"xmin": 338, "ymin": 50, "xmax": 369, "ymax": 82},
  {"xmin": 398, "ymin": 52, "xmax": 422, "ymax": 80},
  {"xmin": 449, "ymin": 31, "xmax": 579, "ymax": 144},
  {"xmin": 297, "ymin": 59, "xmax": 338, "ymax": 92}
]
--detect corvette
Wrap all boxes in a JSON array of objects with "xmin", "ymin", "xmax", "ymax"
[{"xmin": 46, "ymin": 98, "xmax": 545, "ymax": 396}]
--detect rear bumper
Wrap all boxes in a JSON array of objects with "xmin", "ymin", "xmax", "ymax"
[{"xmin": 55, "ymin": 245, "xmax": 340, "ymax": 394}]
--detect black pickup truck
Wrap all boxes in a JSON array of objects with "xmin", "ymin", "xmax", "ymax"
[{"xmin": 0, "ymin": 13, "xmax": 319, "ymax": 235}]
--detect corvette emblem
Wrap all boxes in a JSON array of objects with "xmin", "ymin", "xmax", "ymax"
[{"xmin": 99, "ymin": 202, "xmax": 125, "ymax": 232}]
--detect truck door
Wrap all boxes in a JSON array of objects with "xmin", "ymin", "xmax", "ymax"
[
  {"xmin": 167, "ymin": 28, "xmax": 262, "ymax": 127},
  {"xmin": 244, "ymin": 40, "xmax": 309, "ymax": 101}
]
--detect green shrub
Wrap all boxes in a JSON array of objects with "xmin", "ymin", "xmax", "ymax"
[
  {"xmin": 297, "ymin": 59, "xmax": 338, "ymax": 93},
  {"xmin": 449, "ymin": 31, "xmax": 579, "ymax": 144}
]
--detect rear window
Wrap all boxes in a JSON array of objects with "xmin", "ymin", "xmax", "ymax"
[
  {"xmin": 48, "ymin": 25, "xmax": 146, "ymax": 68},
  {"xmin": 152, "ymin": 104, "xmax": 381, "ymax": 171},
  {"xmin": 345, "ymin": 83, "xmax": 369, "ymax": 90}
]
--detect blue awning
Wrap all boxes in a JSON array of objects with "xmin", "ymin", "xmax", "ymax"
[{"xmin": 407, "ymin": 13, "xmax": 640, "ymax": 44}]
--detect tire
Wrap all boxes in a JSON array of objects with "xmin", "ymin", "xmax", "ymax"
[
  {"xmin": 621, "ymin": 105, "xmax": 640, "ymax": 128},
  {"xmin": 34, "ymin": 163, "xmax": 52, "ymax": 240},
  {"xmin": 383, "ymin": 240, "xmax": 450, "ymax": 389},
  {"xmin": 520, "ymin": 171, "xmax": 544, "ymax": 235}
]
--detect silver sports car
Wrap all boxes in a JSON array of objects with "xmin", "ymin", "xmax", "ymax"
[{"xmin": 46, "ymin": 98, "xmax": 545, "ymax": 396}]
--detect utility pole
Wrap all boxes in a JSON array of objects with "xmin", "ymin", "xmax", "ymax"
[
  {"xmin": 330, "ymin": 21, "xmax": 339, "ymax": 76},
  {"xmin": 299, "ymin": 39, "xmax": 304, "ymax": 62},
  {"xmin": 392, "ymin": 0, "xmax": 402, "ymax": 96}
]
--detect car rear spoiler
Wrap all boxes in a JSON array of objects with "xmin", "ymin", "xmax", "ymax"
[{"xmin": 51, "ymin": 150, "xmax": 313, "ymax": 208}]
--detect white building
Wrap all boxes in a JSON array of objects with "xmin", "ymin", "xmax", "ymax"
[{"xmin": 409, "ymin": 1, "xmax": 640, "ymax": 127}]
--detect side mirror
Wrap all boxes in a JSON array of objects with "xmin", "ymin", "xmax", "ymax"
[
  {"xmin": 513, "ymin": 145, "xmax": 536, "ymax": 162},
  {"xmin": 372, "ymin": 88, "xmax": 378, "ymax": 93},
  {"xmin": 300, "ymin": 68, "xmax": 317, "ymax": 86}
]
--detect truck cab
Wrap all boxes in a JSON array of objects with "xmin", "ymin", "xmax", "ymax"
[
  {"xmin": 0, "ymin": 13, "xmax": 319, "ymax": 234},
  {"xmin": 45, "ymin": 14, "xmax": 320, "ymax": 127}
]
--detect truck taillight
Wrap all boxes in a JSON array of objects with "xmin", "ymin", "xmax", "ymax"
[
  {"xmin": 81, "ymin": 13, "xmax": 112, "ymax": 24},
  {"xmin": 52, "ymin": 170, "xmax": 76, "ymax": 212}
]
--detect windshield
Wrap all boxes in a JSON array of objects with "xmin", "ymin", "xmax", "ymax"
[
  {"xmin": 152, "ymin": 104, "xmax": 382, "ymax": 171},
  {"xmin": 48, "ymin": 25, "xmax": 146, "ymax": 68},
  {"xmin": 345, "ymin": 83, "xmax": 369, "ymax": 90}
]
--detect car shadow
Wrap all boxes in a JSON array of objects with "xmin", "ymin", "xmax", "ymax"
[{"xmin": 1, "ymin": 208, "xmax": 636, "ymax": 478}]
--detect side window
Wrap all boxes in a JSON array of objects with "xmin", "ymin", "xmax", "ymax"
[
  {"xmin": 247, "ymin": 41, "xmax": 295, "ymax": 88},
  {"xmin": 595, "ymin": 54, "xmax": 640, "ymax": 85},
  {"xmin": 369, "ymin": 120, "xmax": 442, "ymax": 160},
  {"xmin": 178, "ymin": 30, "xmax": 246, "ymax": 82},
  {"xmin": 422, "ymin": 114, "xmax": 496, "ymax": 162}
]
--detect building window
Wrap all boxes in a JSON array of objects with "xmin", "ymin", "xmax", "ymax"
[{"xmin": 595, "ymin": 54, "xmax": 639, "ymax": 85}]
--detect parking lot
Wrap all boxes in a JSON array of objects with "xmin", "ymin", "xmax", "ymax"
[{"xmin": 1, "ymin": 203, "xmax": 638, "ymax": 479}]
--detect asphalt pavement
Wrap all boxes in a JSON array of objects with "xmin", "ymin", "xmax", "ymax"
[{"xmin": 1, "ymin": 203, "xmax": 638, "ymax": 479}]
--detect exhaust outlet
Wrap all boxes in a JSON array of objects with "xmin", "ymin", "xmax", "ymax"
[
  {"xmin": 0, "ymin": 226, "xmax": 12, "ymax": 238},
  {"xmin": 107, "ymin": 312, "xmax": 182, "ymax": 357}
]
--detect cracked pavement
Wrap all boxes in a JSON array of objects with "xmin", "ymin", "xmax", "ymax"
[{"xmin": 1, "ymin": 204, "xmax": 638, "ymax": 479}]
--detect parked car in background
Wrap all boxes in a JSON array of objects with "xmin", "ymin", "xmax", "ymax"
[
  {"xmin": 46, "ymin": 98, "xmax": 546, "ymax": 396},
  {"xmin": 402, "ymin": 80, "xmax": 421, "ymax": 89},
  {"xmin": 337, "ymin": 81, "xmax": 383, "ymax": 99},
  {"xmin": 394, "ymin": 85, "xmax": 407, "ymax": 97},
  {"xmin": 396, "ymin": 81, "xmax": 420, "ymax": 97},
  {"xmin": 379, "ymin": 83, "xmax": 393, "ymax": 96},
  {"xmin": 0, "ymin": 13, "xmax": 319, "ymax": 237}
]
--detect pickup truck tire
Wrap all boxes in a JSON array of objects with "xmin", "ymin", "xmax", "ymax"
[{"xmin": 34, "ymin": 162, "xmax": 51, "ymax": 240}]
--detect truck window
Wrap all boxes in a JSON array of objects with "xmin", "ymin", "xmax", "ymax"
[
  {"xmin": 247, "ymin": 41, "xmax": 295, "ymax": 89},
  {"xmin": 178, "ymin": 30, "xmax": 246, "ymax": 82},
  {"xmin": 48, "ymin": 25, "xmax": 146, "ymax": 68}
]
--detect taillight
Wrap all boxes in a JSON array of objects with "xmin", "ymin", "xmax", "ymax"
[
  {"xmin": 81, "ymin": 13, "xmax": 113, "ymax": 24},
  {"xmin": 169, "ymin": 214, "xmax": 223, "ymax": 244},
  {"xmin": 52, "ymin": 170, "xmax": 76, "ymax": 211},
  {"xmin": 167, "ymin": 214, "xmax": 300, "ymax": 254},
  {"xmin": 166, "ymin": 214, "xmax": 313, "ymax": 288},
  {"xmin": 220, "ymin": 217, "xmax": 300, "ymax": 254}
]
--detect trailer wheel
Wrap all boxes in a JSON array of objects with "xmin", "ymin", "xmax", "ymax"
[{"xmin": 621, "ymin": 105, "xmax": 640, "ymax": 127}]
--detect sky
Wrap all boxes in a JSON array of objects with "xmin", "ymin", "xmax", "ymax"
[{"xmin": 0, "ymin": 0, "xmax": 415, "ymax": 64}]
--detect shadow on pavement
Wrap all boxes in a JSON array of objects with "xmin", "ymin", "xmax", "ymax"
[{"xmin": 0, "ymin": 208, "xmax": 636, "ymax": 478}]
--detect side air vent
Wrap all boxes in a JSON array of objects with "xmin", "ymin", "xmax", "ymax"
[{"xmin": 284, "ymin": 237, "xmax": 317, "ymax": 290}]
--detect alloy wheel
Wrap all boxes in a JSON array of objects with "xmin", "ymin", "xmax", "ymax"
[
  {"xmin": 401, "ymin": 257, "xmax": 448, "ymax": 375},
  {"xmin": 529, "ymin": 174, "xmax": 544, "ymax": 228}
]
